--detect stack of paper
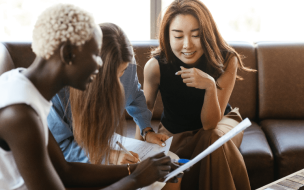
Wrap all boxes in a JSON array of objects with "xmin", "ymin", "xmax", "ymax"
[{"xmin": 113, "ymin": 134, "xmax": 173, "ymax": 160}]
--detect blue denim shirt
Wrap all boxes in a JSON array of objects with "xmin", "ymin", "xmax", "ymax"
[{"xmin": 47, "ymin": 58, "xmax": 152, "ymax": 163}]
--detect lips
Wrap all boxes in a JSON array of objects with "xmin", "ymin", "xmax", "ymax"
[{"xmin": 182, "ymin": 51, "xmax": 195, "ymax": 56}]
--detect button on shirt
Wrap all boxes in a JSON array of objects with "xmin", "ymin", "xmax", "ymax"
[{"xmin": 47, "ymin": 58, "xmax": 152, "ymax": 163}]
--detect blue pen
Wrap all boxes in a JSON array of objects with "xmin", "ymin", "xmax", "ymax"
[
  {"xmin": 177, "ymin": 159, "xmax": 190, "ymax": 164},
  {"xmin": 173, "ymin": 159, "xmax": 190, "ymax": 164}
]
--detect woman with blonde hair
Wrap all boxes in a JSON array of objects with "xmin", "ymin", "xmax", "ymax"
[
  {"xmin": 0, "ymin": 4, "xmax": 173, "ymax": 190},
  {"xmin": 142, "ymin": 0, "xmax": 255, "ymax": 189}
]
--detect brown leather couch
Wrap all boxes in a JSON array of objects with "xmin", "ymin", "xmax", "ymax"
[{"xmin": 1, "ymin": 41, "xmax": 303, "ymax": 190}]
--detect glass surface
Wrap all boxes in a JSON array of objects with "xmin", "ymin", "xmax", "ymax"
[
  {"xmin": 162, "ymin": 0, "xmax": 304, "ymax": 42},
  {"xmin": 0, "ymin": 0, "xmax": 150, "ymax": 41}
]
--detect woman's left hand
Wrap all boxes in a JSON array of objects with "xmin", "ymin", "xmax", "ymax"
[{"xmin": 176, "ymin": 66, "xmax": 215, "ymax": 90}]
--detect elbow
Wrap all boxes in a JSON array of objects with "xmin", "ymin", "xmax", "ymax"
[
  {"xmin": 56, "ymin": 162, "xmax": 73, "ymax": 186},
  {"xmin": 201, "ymin": 115, "xmax": 221, "ymax": 130},
  {"xmin": 203, "ymin": 123, "xmax": 217, "ymax": 130}
]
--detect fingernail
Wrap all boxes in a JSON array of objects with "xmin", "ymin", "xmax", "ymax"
[
  {"xmin": 162, "ymin": 143, "xmax": 165, "ymax": 147},
  {"xmin": 175, "ymin": 72, "xmax": 178, "ymax": 75}
]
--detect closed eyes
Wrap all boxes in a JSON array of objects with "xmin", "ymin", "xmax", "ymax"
[{"xmin": 174, "ymin": 35, "xmax": 200, "ymax": 39}]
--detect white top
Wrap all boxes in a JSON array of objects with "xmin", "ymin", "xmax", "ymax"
[{"xmin": 0, "ymin": 68, "xmax": 52, "ymax": 190}]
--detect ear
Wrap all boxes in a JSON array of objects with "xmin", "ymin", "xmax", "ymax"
[{"xmin": 60, "ymin": 43, "xmax": 73, "ymax": 65}]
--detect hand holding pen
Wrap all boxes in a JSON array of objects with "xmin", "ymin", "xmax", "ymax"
[{"xmin": 116, "ymin": 141, "xmax": 141, "ymax": 164}]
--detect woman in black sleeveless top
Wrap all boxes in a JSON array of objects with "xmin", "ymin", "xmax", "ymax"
[{"xmin": 141, "ymin": 0, "xmax": 254, "ymax": 190}]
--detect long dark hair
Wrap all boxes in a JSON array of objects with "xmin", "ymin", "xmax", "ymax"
[
  {"xmin": 152, "ymin": 0, "xmax": 255, "ymax": 85},
  {"xmin": 70, "ymin": 23, "xmax": 133, "ymax": 164}
]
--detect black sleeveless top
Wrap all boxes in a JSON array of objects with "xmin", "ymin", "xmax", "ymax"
[{"xmin": 156, "ymin": 54, "xmax": 231, "ymax": 134}]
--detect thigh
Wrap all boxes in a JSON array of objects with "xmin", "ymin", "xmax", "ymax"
[
  {"xmin": 158, "ymin": 123, "xmax": 197, "ymax": 156},
  {"xmin": 159, "ymin": 107, "xmax": 244, "ymax": 158}
]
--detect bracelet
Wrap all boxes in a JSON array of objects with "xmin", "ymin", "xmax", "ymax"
[
  {"xmin": 142, "ymin": 128, "xmax": 155, "ymax": 141},
  {"xmin": 127, "ymin": 163, "xmax": 131, "ymax": 175}
]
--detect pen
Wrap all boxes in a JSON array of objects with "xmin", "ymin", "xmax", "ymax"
[
  {"xmin": 172, "ymin": 159, "xmax": 190, "ymax": 164},
  {"xmin": 116, "ymin": 141, "xmax": 141, "ymax": 163}
]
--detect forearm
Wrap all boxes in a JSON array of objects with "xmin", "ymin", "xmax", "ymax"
[
  {"xmin": 135, "ymin": 124, "xmax": 144, "ymax": 140},
  {"xmin": 48, "ymin": 130, "xmax": 138, "ymax": 188},
  {"xmin": 102, "ymin": 175, "xmax": 138, "ymax": 190},
  {"xmin": 59, "ymin": 162, "xmax": 137, "ymax": 188},
  {"xmin": 201, "ymin": 83, "xmax": 221, "ymax": 130}
]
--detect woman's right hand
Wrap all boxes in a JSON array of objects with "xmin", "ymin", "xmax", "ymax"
[{"xmin": 129, "ymin": 152, "xmax": 171, "ymax": 188}]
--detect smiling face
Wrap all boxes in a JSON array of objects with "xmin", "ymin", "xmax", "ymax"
[
  {"xmin": 169, "ymin": 14, "xmax": 204, "ymax": 66},
  {"xmin": 71, "ymin": 25, "xmax": 103, "ymax": 91}
]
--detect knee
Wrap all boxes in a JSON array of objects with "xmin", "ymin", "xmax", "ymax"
[{"xmin": 209, "ymin": 128, "xmax": 225, "ymax": 142}]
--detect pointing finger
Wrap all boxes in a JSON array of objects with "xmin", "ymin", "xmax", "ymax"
[{"xmin": 175, "ymin": 69, "xmax": 191, "ymax": 76}]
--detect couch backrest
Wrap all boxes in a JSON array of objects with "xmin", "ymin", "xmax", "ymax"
[
  {"xmin": 228, "ymin": 42, "xmax": 258, "ymax": 120},
  {"xmin": 0, "ymin": 40, "xmax": 258, "ymax": 121},
  {"xmin": 257, "ymin": 42, "xmax": 304, "ymax": 120},
  {"xmin": 0, "ymin": 42, "xmax": 35, "ymax": 72},
  {"xmin": 0, "ymin": 43, "xmax": 15, "ymax": 74}
]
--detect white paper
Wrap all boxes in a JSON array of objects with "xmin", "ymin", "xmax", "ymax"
[
  {"xmin": 164, "ymin": 118, "xmax": 252, "ymax": 182},
  {"xmin": 113, "ymin": 134, "xmax": 173, "ymax": 160},
  {"xmin": 112, "ymin": 135, "xmax": 173, "ymax": 190},
  {"xmin": 139, "ymin": 181, "xmax": 166, "ymax": 190}
]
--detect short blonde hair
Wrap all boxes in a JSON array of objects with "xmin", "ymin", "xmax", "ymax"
[{"xmin": 32, "ymin": 4, "xmax": 96, "ymax": 59}]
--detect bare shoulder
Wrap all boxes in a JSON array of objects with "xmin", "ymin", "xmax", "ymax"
[
  {"xmin": 144, "ymin": 58, "xmax": 160, "ymax": 82},
  {"xmin": 144, "ymin": 58, "xmax": 160, "ymax": 75},
  {"xmin": 0, "ymin": 104, "xmax": 43, "ymax": 143}
]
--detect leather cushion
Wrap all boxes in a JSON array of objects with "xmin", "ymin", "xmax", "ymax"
[
  {"xmin": 261, "ymin": 119, "xmax": 304, "ymax": 179},
  {"xmin": 240, "ymin": 121, "xmax": 274, "ymax": 189}
]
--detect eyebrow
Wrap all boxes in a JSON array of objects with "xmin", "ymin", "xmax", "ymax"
[{"xmin": 171, "ymin": 28, "xmax": 199, "ymax": 32}]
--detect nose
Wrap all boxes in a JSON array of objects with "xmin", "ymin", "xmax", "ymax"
[{"xmin": 183, "ymin": 37, "xmax": 193, "ymax": 49}]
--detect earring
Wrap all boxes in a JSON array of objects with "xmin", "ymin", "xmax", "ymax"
[{"xmin": 69, "ymin": 61, "xmax": 72, "ymax": 65}]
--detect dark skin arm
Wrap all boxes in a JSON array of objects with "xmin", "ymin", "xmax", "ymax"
[
  {"xmin": 0, "ymin": 104, "xmax": 65, "ymax": 190},
  {"xmin": 48, "ymin": 128, "xmax": 135, "ymax": 188},
  {"xmin": 0, "ymin": 104, "xmax": 172, "ymax": 190}
]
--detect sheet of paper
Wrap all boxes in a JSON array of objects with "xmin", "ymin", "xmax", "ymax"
[
  {"xmin": 112, "ymin": 135, "xmax": 173, "ymax": 190},
  {"xmin": 113, "ymin": 134, "xmax": 173, "ymax": 160},
  {"xmin": 164, "ymin": 118, "xmax": 252, "ymax": 182}
]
